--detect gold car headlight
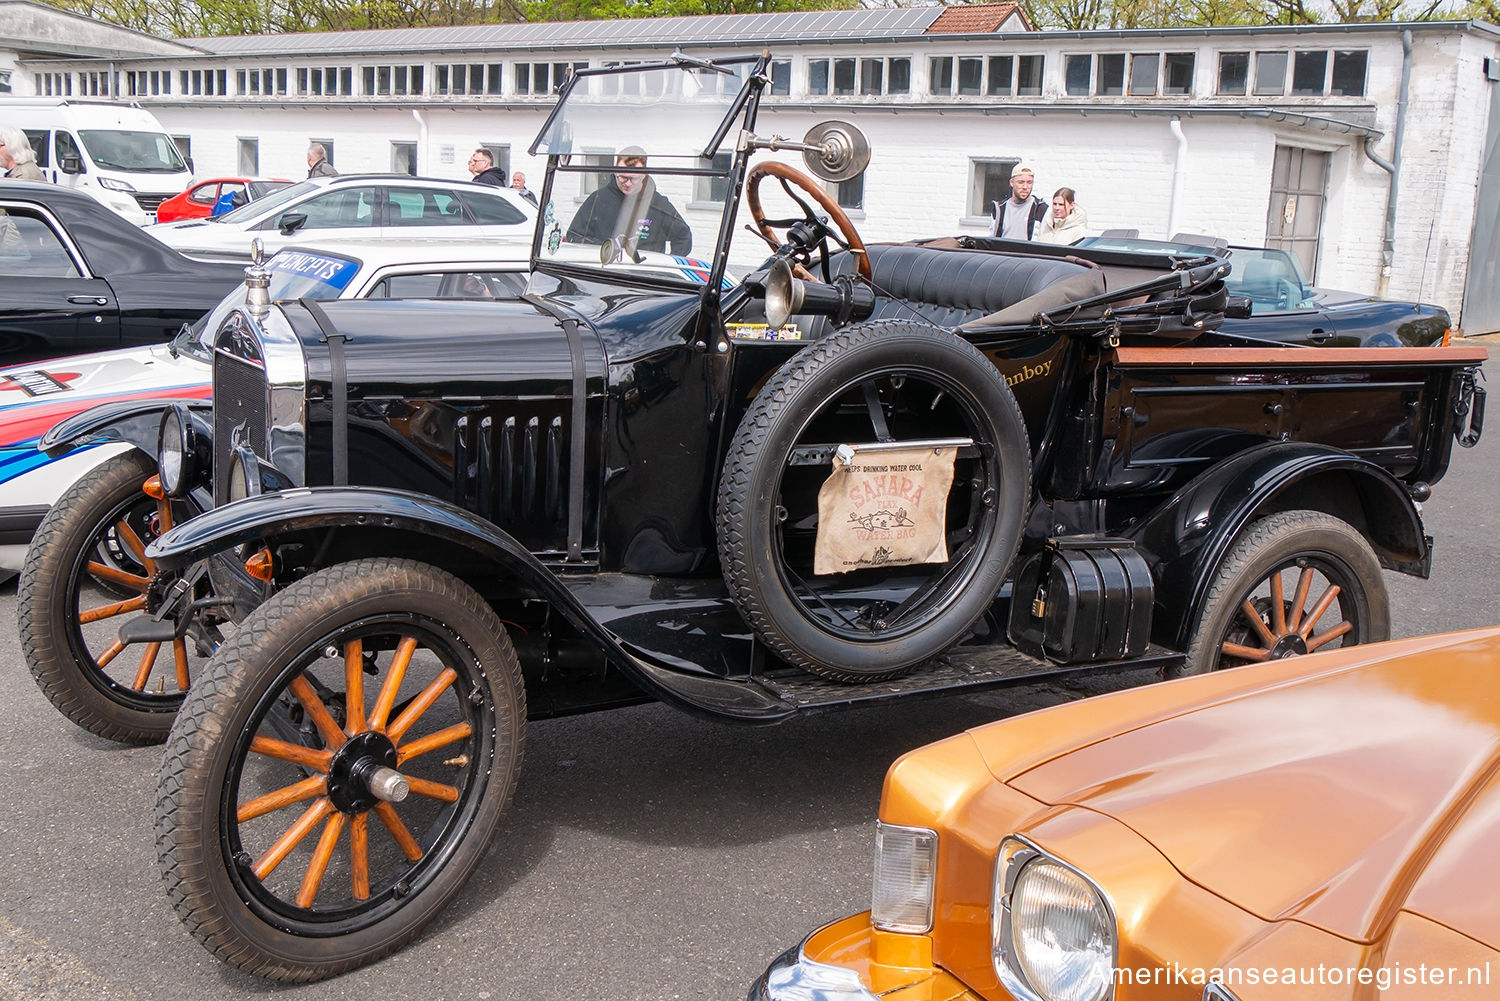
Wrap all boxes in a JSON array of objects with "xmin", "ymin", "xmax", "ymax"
[
  {"xmin": 870, "ymin": 821, "xmax": 937, "ymax": 934},
  {"xmin": 994, "ymin": 837, "xmax": 1116, "ymax": 1001}
]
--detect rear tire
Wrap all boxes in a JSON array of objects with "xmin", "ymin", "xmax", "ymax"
[{"xmin": 1174, "ymin": 510, "xmax": 1389, "ymax": 678}]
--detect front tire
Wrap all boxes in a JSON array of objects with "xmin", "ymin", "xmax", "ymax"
[
  {"xmin": 717, "ymin": 321, "xmax": 1030, "ymax": 682},
  {"xmin": 155, "ymin": 558, "xmax": 525, "ymax": 982},
  {"xmin": 1175, "ymin": 510, "xmax": 1389, "ymax": 678}
]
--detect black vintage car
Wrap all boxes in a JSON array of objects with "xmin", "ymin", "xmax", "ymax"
[
  {"xmin": 18, "ymin": 55, "xmax": 1487, "ymax": 981},
  {"xmin": 1074, "ymin": 233, "xmax": 1454, "ymax": 347},
  {"xmin": 0, "ymin": 181, "xmax": 246, "ymax": 365}
]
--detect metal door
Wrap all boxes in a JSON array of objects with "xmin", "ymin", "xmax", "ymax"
[{"xmin": 1265, "ymin": 146, "xmax": 1329, "ymax": 283}]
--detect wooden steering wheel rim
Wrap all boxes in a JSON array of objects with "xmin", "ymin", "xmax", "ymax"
[{"xmin": 745, "ymin": 161, "xmax": 871, "ymax": 282}]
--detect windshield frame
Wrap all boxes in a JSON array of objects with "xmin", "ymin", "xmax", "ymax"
[{"xmin": 526, "ymin": 53, "xmax": 768, "ymax": 299}]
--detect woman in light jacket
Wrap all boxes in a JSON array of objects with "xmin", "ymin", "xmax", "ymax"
[
  {"xmin": 0, "ymin": 127, "xmax": 44, "ymax": 181},
  {"xmin": 1035, "ymin": 187, "xmax": 1087, "ymax": 245}
]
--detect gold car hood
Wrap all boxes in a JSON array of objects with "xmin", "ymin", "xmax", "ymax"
[{"xmin": 995, "ymin": 629, "xmax": 1500, "ymax": 948}]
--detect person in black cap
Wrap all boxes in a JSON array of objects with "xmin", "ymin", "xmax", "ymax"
[{"xmin": 565, "ymin": 146, "xmax": 691, "ymax": 255}]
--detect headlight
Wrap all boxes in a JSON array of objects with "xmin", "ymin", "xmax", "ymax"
[
  {"xmin": 227, "ymin": 443, "xmax": 262, "ymax": 503},
  {"xmin": 156, "ymin": 404, "xmax": 198, "ymax": 498},
  {"xmin": 98, "ymin": 177, "xmax": 136, "ymax": 192},
  {"xmin": 994, "ymin": 838, "xmax": 1115, "ymax": 1001},
  {"xmin": 870, "ymin": 821, "xmax": 937, "ymax": 933}
]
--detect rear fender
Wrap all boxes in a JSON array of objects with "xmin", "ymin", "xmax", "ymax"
[
  {"xmin": 40, "ymin": 398, "xmax": 212, "ymax": 458},
  {"xmin": 145, "ymin": 485, "xmax": 796, "ymax": 722},
  {"xmin": 1126, "ymin": 442, "xmax": 1425, "ymax": 650}
]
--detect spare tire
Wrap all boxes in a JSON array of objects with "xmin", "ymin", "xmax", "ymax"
[{"xmin": 717, "ymin": 319, "xmax": 1030, "ymax": 682}]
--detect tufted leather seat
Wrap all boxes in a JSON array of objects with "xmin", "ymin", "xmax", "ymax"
[{"xmin": 802, "ymin": 243, "xmax": 1101, "ymax": 336}]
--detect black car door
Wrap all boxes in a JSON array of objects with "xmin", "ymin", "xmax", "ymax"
[{"xmin": 0, "ymin": 202, "xmax": 119, "ymax": 366}]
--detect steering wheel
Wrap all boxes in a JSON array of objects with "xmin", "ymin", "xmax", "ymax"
[{"xmin": 745, "ymin": 161, "xmax": 870, "ymax": 282}]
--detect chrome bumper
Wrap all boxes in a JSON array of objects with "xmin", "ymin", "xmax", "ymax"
[{"xmin": 748, "ymin": 938, "xmax": 879, "ymax": 1001}]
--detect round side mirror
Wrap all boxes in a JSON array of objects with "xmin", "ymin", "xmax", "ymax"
[{"xmin": 801, "ymin": 121, "xmax": 870, "ymax": 182}]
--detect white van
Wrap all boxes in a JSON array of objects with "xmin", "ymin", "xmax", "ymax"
[{"xmin": 1, "ymin": 99, "xmax": 192, "ymax": 225}]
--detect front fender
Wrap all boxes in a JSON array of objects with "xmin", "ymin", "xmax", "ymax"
[
  {"xmin": 1126, "ymin": 441, "xmax": 1426, "ymax": 650},
  {"xmin": 145, "ymin": 485, "xmax": 800, "ymax": 723},
  {"xmin": 40, "ymin": 397, "xmax": 212, "ymax": 458}
]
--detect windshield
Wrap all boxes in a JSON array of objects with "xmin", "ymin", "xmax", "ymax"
[
  {"xmin": 1225, "ymin": 247, "xmax": 1313, "ymax": 312},
  {"xmin": 217, "ymin": 179, "xmax": 319, "ymax": 225},
  {"xmin": 77, "ymin": 130, "xmax": 187, "ymax": 173},
  {"xmin": 531, "ymin": 58, "xmax": 760, "ymax": 285}
]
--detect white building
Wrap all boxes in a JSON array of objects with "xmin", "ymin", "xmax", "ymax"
[{"xmin": 2, "ymin": 1, "xmax": 1498, "ymax": 331}]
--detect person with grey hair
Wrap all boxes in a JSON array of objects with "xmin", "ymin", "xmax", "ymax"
[
  {"xmin": 306, "ymin": 143, "xmax": 337, "ymax": 178},
  {"xmin": 0, "ymin": 128, "xmax": 44, "ymax": 181}
]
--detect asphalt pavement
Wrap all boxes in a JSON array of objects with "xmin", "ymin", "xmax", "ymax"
[{"xmin": 0, "ymin": 349, "xmax": 1496, "ymax": 1001}]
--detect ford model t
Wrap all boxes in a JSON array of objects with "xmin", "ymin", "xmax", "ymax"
[{"xmin": 18, "ymin": 54, "xmax": 1486, "ymax": 980}]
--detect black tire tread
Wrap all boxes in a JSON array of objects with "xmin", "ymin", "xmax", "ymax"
[
  {"xmin": 1175, "ymin": 509, "xmax": 1390, "ymax": 678},
  {"xmin": 717, "ymin": 320, "xmax": 1029, "ymax": 683},
  {"xmin": 18, "ymin": 449, "xmax": 165, "ymax": 744}
]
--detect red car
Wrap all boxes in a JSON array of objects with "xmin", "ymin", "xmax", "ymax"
[{"xmin": 155, "ymin": 176, "xmax": 292, "ymax": 222}]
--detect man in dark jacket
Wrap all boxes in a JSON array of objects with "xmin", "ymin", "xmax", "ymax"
[
  {"xmin": 307, "ymin": 143, "xmax": 337, "ymax": 178},
  {"xmin": 990, "ymin": 164, "xmax": 1047, "ymax": 240},
  {"xmin": 565, "ymin": 147, "xmax": 691, "ymax": 256},
  {"xmin": 468, "ymin": 149, "xmax": 508, "ymax": 187}
]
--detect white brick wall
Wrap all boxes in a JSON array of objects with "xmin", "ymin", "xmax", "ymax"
[{"xmin": 129, "ymin": 23, "xmax": 1500, "ymax": 327}]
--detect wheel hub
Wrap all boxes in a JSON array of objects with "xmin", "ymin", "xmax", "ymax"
[
  {"xmin": 327, "ymin": 731, "xmax": 406, "ymax": 813},
  {"xmin": 1267, "ymin": 632, "xmax": 1309, "ymax": 658}
]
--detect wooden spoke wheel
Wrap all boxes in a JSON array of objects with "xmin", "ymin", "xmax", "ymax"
[
  {"xmin": 717, "ymin": 321, "xmax": 1031, "ymax": 682},
  {"xmin": 1177, "ymin": 509, "xmax": 1390, "ymax": 677},
  {"xmin": 19, "ymin": 450, "xmax": 214, "ymax": 744},
  {"xmin": 156, "ymin": 558, "xmax": 524, "ymax": 982}
]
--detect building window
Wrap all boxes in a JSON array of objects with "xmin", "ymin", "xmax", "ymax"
[
  {"xmin": 833, "ymin": 58, "xmax": 855, "ymax": 96},
  {"xmin": 970, "ymin": 158, "xmax": 1018, "ymax": 217},
  {"xmin": 238, "ymin": 138, "xmax": 258, "ymax": 174},
  {"xmin": 929, "ymin": 56, "xmax": 953, "ymax": 94},
  {"xmin": 987, "ymin": 55, "xmax": 1014, "ymax": 96},
  {"xmin": 693, "ymin": 152, "xmax": 733, "ymax": 203},
  {"xmin": 482, "ymin": 144, "xmax": 511, "ymax": 178},
  {"xmin": 363, "ymin": 64, "xmax": 424, "ymax": 96},
  {"xmin": 889, "ymin": 57, "xmax": 911, "ymax": 94},
  {"xmin": 1218, "ymin": 52, "xmax": 1249, "ymax": 95},
  {"xmin": 1291, "ymin": 50, "xmax": 1326, "ymax": 96},
  {"xmin": 957, "ymin": 56, "xmax": 982, "ymax": 96},
  {"xmin": 1129, "ymin": 53, "xmax": 1159, "ymax": 96},
  {"xmin": 1097, "ymin": 53, "xmax": 1125, "ymax": 95},
  {"xmin": 809, "ymin": 58, "xmax": 829, "ymax": 96},
  {"xmin": 296, "ymin": 67, "xmax": 352, "ymax": 97},
  {"xmin": 1163, "ymin": 53, "xmax": 1194, "ymax": 95},
  {"xmin": 1016, "ymin": 55, "xmax": 1042, "ymax": 95},
  {"xmin": 834, "ymin": 171, "xmax": 864, "ymax": 211},
  {"xmin": 769, "ymin": 60, "xmax": 791, "ymax": 95},
  {"xmin": 391, "ymin": 141, "xmax": 416, "ymax": 175},
  {"xmin": 515, "ymin": 62, "xmax": 582, "ymax": 96},
  {"xmin": 1330, "ymin": 50, "xmax": 1367, "ymax": 96},
  {"xmin": 1064, "ymin": 54, "xmax": 1090, "ymax": 96},
  {"xmin": 1253, "ymin": 51, "xmax": 1288, "ymax": 95},
  {"xmin": 859, "ymin": 58, "xmax": 882, "ymax": 96}
]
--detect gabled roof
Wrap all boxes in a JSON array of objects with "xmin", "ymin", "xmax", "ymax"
[{"xmin": 925, "ymin": 3, "xmax": 1033, "ymax": 34}]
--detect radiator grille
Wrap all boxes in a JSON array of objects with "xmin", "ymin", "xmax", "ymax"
[
  {"xmin": 212, "ymin": 350, "xmax": 269, "ymax": 506},
  {"xmin": 134, "ymin": 193, "xmax": 167, "ymax": 212}
]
